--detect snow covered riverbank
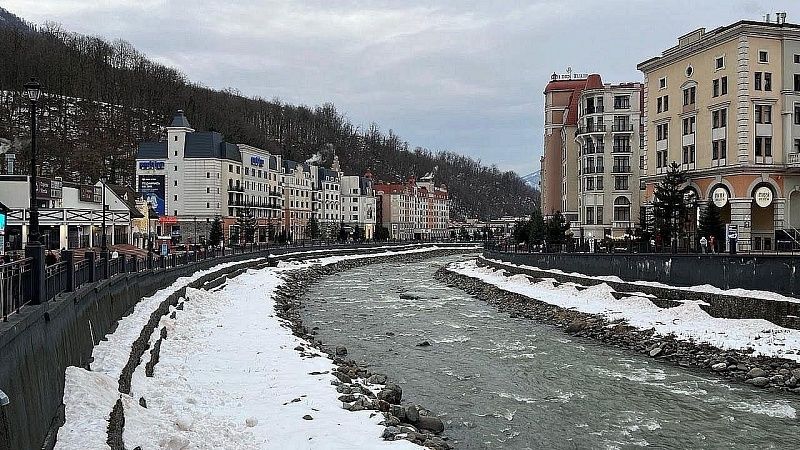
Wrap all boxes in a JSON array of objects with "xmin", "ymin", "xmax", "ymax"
[
  {"xmin": 56, "ymin": 246, "xmax": 477, "ymax": 449},
  {"xmin": 447, "ymin": 259, "xmax": 800, "ymax": 363}
]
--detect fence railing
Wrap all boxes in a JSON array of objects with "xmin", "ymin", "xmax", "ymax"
[{"xmin": 1, "ymin": 258, "xmax": 33, "ymax": 322}]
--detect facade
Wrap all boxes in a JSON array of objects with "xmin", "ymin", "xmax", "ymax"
[
  {"xmin": 340, "ymin": 172, "xmax": 377, "ymax": 239},
  {"xmin": 541, "ymin": 71, "xmax": 589, "ymax": 221},
  {"xmin": 313, "ymin": 162, "xmax": 342, "ymax": 237},
  {"xmin": 282, "ymin": 160, "xmax": 313, "ymax": 239},
  {"xmin": 638, "ymin": 15, "xmax": 800, "ymax": 251},
  {"xmin": 374, "ymin": 176, "xmax": 450, "ymax": 240},
  {"xmin": 573, "ymin": 75, "xmax": 644, "ymax": 239},
  {"xmin": 0, "ymin": 175, "xmax": 135, "ymax": 251}
]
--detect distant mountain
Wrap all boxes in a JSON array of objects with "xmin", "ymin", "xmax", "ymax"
[{"xmin": 521, "ymin": 171, "xmax": 540, "ymax": 189}]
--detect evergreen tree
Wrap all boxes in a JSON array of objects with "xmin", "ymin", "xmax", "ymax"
[
  {"xmin": 459, "ymin": 227, "xmax": 470, "ymax": 241},
  {"xmin": 528, "ymin": 209, "xmax": 546, "ymax": 246},
  {"xmin": 306, "ymin": 216, "xmax": 320, "ymax": 239},
  {"xmin": 353, "ymin": 225, "xmax": 364, "ymax": 242},
  {"xmin": 513, "ymin": 219, "xmax": 529, "ymax": 243},
  {"xmin": 208, "ymin": 216, "xmax": 223, "ymax": 248},
  {"xmin": 698, "ymin": 200, "xmax": 724, "ymax": 245},
  {"xmin": 545, "ymin": 211, "xmax": 570, "ymax": 246},
  {"xmin": 375, "ymin": 225, "xmax": 390, "ymax": 241},
  {"xmin": 652, "ymin": 162, "xmax": 692, "ymax": 244},
  {"xmin": 235, "ymin": 207, "xmax": 257, "ymax": 243}
]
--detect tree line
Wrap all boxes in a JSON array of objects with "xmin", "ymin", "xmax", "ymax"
[{"xmin": 0, "ymin": 8, "xmax": 539, "ymax": 220}]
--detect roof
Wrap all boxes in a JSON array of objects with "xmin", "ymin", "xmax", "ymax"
[
  {"xmin": 283, "ymin": 159, "xmax": 311, "ymax": 174},
  {"xmin": 543, "ymin": 79, "xmax": 587, "ymax": 94},
  {"xmin": 184, "ymin": 132, "xmax": 242, "ymax": 161},
  {"xmin": 137, "ymin": 141, "xmax": 167, "ymax": 159},
  {"xmin": 0, "ymin": 200, "xmax": 9, "ymax": 214},
  {"xmin": 108, "ymin": 184, "xmax": 145, "ymax": 218},
  {"xmin": 170, "ymin": 110, "xmax": 191, "ymax": 128}
]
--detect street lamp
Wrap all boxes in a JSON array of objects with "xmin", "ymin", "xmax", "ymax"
[
  {"xmin": 100, "ymin": 176, "xmax": 108, "ymax": 252},
  {"xmin": 25, "ymin": 78, "xmax": 42, "ymax": 245}
]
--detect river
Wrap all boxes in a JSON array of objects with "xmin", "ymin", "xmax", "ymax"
[{"xmin": 299, "ymin": 255, "xmax": 800, "ymax": 449}]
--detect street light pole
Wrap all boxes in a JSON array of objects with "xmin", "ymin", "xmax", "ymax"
[
  {"xmin": 25, "ymin": 78, "xmax": 41, "ymax": 245},
  {"xmin": 101, "ymin": 177, "xmax": 108, "ymax": 252}
]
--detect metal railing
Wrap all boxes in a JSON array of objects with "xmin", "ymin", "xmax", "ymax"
[
  {"xmin": 45, "ymin": 261, "xmax": 69, "ymax": 302},
  {"xmin": 1, "ymin": 258, "xmax": 33, "ymax": 322}
]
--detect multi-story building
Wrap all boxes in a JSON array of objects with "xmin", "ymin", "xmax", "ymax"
[
  {"xmin": 313, "ymin": 160, "xmax": 341, "ymax": 237},
  {"xmin": 282, "ymin": 160, "xmax": 313, "ymax": 239},
  {"xmin": 340, "ymin": 172, "xmax": 377, "ymax": 239},
  {"xmin": 573, "ymin": 75, "xmax": 644, "ymax": 239},
  {"xmin": 374, "ymin": 176, "xmax": 449, "ymax": 240},
  {"xmin": 638, "ymin": 14, "xmax": 800, "ymax": 251},
  {"xmin": 541, "ymin": 70, "xmax": 589, "ymax": 222}
]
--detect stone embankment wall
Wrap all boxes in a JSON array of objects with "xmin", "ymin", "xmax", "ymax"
[
  {"xmin": 0, "ymin": 243, "xmax": 461, "ymax": 450},
  {"xmin": 484, "ymin": 251, "xmax": 800, "ymax": 329}
]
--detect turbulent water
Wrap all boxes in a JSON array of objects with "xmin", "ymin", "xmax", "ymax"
[{"xmin": 300, "ymin": 256, "xmax": 800, "ymax": 449}]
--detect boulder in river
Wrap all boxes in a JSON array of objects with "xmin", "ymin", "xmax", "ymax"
[
  {"xmin": 405, "ymin": 404, "xmax": 420, "ymax": 423},
  {"xmin": 746, "ymin": 367, "xmax": 766, "ymax": 379},
  {"xmin": 564, "ymin": 320, "xmax": 586, "ymax": 333},
  {"xmin": 378, "ymin": 383, "xmax": 403, "ymax": 404},
  {"xmin": 335, "ymin": 345, "xmax": 348, "ymax": 356},
  {"xmin": 416, "ymin": 341, "xmax": 431, "ymax": 347},
  {"xmin": 417, "ymin": 416, "xmax": 445, "ymax": 433},
  {"xmin": 711, "ymin": 362, "xmax": 727, "ymax": 372},
  {"xmin": 747, "ymin": 377, "xmax": 769, "ymax": 387}
]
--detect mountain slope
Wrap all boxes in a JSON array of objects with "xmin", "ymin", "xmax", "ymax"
[{"xmin": 0, "ymin": 12, "xmax": 538, "ymax": 219}]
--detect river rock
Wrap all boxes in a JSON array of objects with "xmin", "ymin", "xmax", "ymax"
[
  {"xmin": 400, "ymin": 292, "xmax": 422, "ymax": 300},
  {"xmin": 335, "ymin": 345, "xmax": 348, "ymax": 356},
  {"xmin": 711, "ymin": 362, "xmax": 727, "ymax": 371},
  {"xmin": 302, "ymin": 414, "xmax": 313, "ymax": 420},
  {"xmin": 416, "ymin": 341, "xmax": 431, "ymax": 347},
  {"xmin": 382, "ymin": 426, "xmax": 400, "ymax": 439},
  {"xmin": 747, "ymin": 376, "xmax": 769, "ymax": 387},
  {"xmin": 390, "ymin": 404, "xmax": 406, "ymax": 421},
  {"xmin": 378, "ymin": 384, "xmax": 403, "ymax": 404},
  {"xmin": 649, "ymin": 347, "xmax": 662, "ymax": 357},
  {"xmin": 426, "ymin": 436, "xmax": 453, "ymax": 450},
  {"xmin": 405, "ymin": 405, "xmax": 420, "ymax": 423},
  {"xmin": 417, "ymin": 416, "xmax": 445, "ymax": 433},
  {"xmin": 334, "ymin": 372, "xmax": 352, "ymax": 383},
  {"xmin": 564, "ymin": 320, "xmax": 586, "ymax": 333},
  {"xmin": 746, "ymin": 367, "xmax": 767, "ymax": 379},
  {"xmin": 385, "ymin": 414, "xmax": 401, "ymax": 427},
  {"xmin": 245, "ymin": 417, "xmax": 258, "ymax": 427},
  {"xmin": 338, "ymin": 394, "xmax": 356, "ymax": 403},
  {"xmin": 368, "ymin": 374, "xmax": 387, "ymax": 384}
]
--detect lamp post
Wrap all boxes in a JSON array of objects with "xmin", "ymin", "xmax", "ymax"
[
  {"xmin": 25, "ymin": 78, "xmax": 41, "ymax": 245},
  {"xmin": 101, "ymin": 177, "xmax": 108, "ymax": 252}
]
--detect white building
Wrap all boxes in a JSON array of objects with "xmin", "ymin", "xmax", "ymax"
[{"xmin": 339, "ymin": 172, "xmax": 377, "ymax": 239}]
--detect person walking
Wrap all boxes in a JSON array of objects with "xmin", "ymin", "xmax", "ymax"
[
  {"xmin": 700, "ymin": 236, "xmax": 708, "ymax": 254},
  {"xmin": 709, "ymin": 235, "xmax": 716, "ymax": 254}
]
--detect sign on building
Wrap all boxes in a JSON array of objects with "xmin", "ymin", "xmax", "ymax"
[
  {"xmin": 754, "ymin": 186, "xmax": 773, "ymax": 208},
  {"xmin": 712, "ymin": 186, "xmax": 729, "ymax": 208},
  {"xmin": 138, "ymin": 175, "xmax": 165, "ymax": 216}
]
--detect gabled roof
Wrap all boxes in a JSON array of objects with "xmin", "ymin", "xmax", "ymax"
[{"xmin": 108, "ymin": 184, "xmax": 145, "ymax": 218}]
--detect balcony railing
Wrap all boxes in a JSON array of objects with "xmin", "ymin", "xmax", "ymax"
[
  {"xmin": 612, "ymin": 124, "xmax": 634, "ymax": 132},
  {"xmin": 576, "ymin": 124, "xmax": 606, "ymax": 135},
  {"xmin": 789, "ymin": 153, "xmax": 800, "ymax": 166},
  {"xmin": 612, "ymin": 146, "xmax": 632, "ymax": 153},
  {"xmin": 614, "ymin": 103, "xmax": 631, "ymax": 110},
  {"xmin": 585, "ymin": 105, "xmax": 605, "ymax": 114},
  {"xmin": 612, "ymin": 166, "xmax": 632, "ymax": 174},
  {"xmin": 228, "ymin": 185, "xmax": 244, "ymax": 192}
]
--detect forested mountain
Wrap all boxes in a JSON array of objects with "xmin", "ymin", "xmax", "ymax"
[{"xmin": 0, "ymin": 7, "xmax": 539, "ymax": 220}]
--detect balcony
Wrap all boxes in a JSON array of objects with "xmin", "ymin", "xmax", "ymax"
[
  {"xmin": 583, "ymin": 167, "xmax": 596, "ymax": 174},
  {"xmin": 612, "ymin": 221, "xmax": 633, "ymax": 230},
  {"xmin": 612, "ymin": 166, "xmax": 631, "ymax": 174},
  {"xmin": 228, "ymin": 185, "xmax": 244, "ymax": 192},
  {"xmin": 612, "ymin": 123, "xmax": 634, "ymax": 132},
  {"xmin": 789, "ymin": 153, "xmax": 800, "ymax": 167},
  {"xmin": 585, "ymin": 105, "xmax": 605, "ymax": 114},
  {"xmin": 576, "ymin": 124, "xmax": 607, "ymax": 135},
  {"xmin": 613, "ymin": 103, "xmax": 631, "ymax": 110},
  {"xmin": 612, "ymin": 146, "xmax": 632, "ymax": 153}
]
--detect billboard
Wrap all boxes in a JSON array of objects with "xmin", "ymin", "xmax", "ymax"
[{"xmin": 138, "ymin": 175, "xmax": 165, "ymax": 216}]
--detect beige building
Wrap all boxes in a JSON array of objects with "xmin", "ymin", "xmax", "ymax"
[
  {"xmin": 374, "ymin": 176, "xmax": 450, "ymax": 240},
  {"xmin": 574, "ymin": 75, "xmax": 644, "ymax": 239},
  {"xmin": 638, "ymin": 14, "xmax": 800, "ymax": 251}
]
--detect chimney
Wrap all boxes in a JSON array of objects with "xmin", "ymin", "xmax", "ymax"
[
  {"xmin": 777, "ymin": 12, "xmax": 787, "ymax": 24},
  {"xmin": 765, "ymin": 13, "xmax": 771, "ymax": 23}
]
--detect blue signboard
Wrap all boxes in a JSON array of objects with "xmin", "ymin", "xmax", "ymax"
[
  {"xmin": 138, "ymin": 175, "xmax": 166, "ymax": 215},
  {"xmin": 139, "ymin": 160, "xmax": 165, "ymax": 170},
  {"xmin": 0, "ymin": 212, "xmax": 5, "ymax": 231}
]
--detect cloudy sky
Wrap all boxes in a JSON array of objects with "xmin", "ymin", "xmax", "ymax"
[{"xmin": 4, "ymin": 0, "xmax": 797, "ymax": 176}]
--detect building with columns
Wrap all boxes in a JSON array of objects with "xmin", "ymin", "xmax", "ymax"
[{"xmin": 638, "ymin": 15, "xmax": 800, "ymax": 251}]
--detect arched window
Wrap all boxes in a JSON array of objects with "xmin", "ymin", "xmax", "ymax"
[{"xmin": 613, "ymin": 196, "xmax": 631, "ymax": 222}]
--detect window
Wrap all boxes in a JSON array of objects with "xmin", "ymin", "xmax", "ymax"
[
  {"xmin": 683, "ymin": 86, "xmax": 696, "ymax": 106},
  {"xmin": 174, "ymin": 165, "xmax": 178, "ymax": 171},
  {"xmin": 206, "ymin": 187, "xmax": 210, "ymax": 193},
  {"xmin": 755, "ymin": 104, "xmax": 772, "ymax": 124},
  {"xmin": 614, "ymin": 176, "xmax": 629, "ymax": 190},
  {"xmin": 722, "ymin": 76, "xmax": 728, "ymax": 95},
  {"xmin": 596, "ymin": 176, "xmax": 604, "ymax": 190},
  {"xmin": 229, "ymin": 164, "xmax": 233, "ymax": 172},
  {"xmin": 755, "ymin": 137, "xmax": 772, "ymax": 157},
  {"xmin": 206, "ymin": 202, "xmax": 210, "ymax": 208},
  {"xmin": 656, "ymin": 123, "xmax": 669, "ymax": 141},
  {"xmin": 711, "ymin": 139, "xmax": 728, "ymax": 160},
  {"xmin": 614, "ymin": 95, "xmax": 631, "ymax": 109},
  {"xmin": 659, "ymin": 77, "xmax": 667, "ymax": 89},
  {"xmin": 656, "ymin": 149, "xmax": 668, "ymax": 168},
  {"xmin": 795, "ymin": 54, "xmax": 800, "ymax": 64},
  {"xmin": 656, "ymin": 95, "xmax": 669, "ymax": 113},
  {"xmin": 795, "ymin": 74, "xmax": 800, "ymax": 92},
  {"xmin": 712, "ymin": 109, "xmax": 727, "ymax": 128},
  {"xmin": 613, "ymin": 197, "xmax": 631, "ymax": 222},
  {"xmin": 715, "ymin": 56, "xmax": 724, "ymax": 70},
  {"xmin": 755, "ymin": 72, "xmax": 762, "ymax": 90},
  {"xmin": 174, "ymin": 136, "xmax": 178, "ymax": 142},
  {"xmin": 682, "ymin": 116, "xmax": 696, "ymax": 135},
  {"xmin": 613, "ymin": 156, "xmax": 630, "ymax": 173},
  {"xmin": 765, "ymin": 72, "xmax": 772, "ymax": 91},
  {"xmin": 795, "ymin": 104, "xmax": 800, "ymax": 125},
  {"xmin": 174, "ymin": 180, "xmax": 178, "ymax": 186},
  {"xmin": 759, "ymin": 50, "xmax": 768, "ymax": 63},
  {"xmin": 206, "ymin": 172, "xmax": 210, "ymax": 178},
  {"xmin": 174, "ymin": 150, "xmax": 178, "ymax": 156},
  {"xmin": 713, "ymin": 79, "xmax": 719, "ymax": 97},
  {"xmin": 795, "ymin": 139, "xmax": 800, "ymax": 154},
  {"xmin": 596, "ymin": 206, "xmax": 603, "ymax": 224},
  {"xmin": 174, "ymin": 195, "xmax": 178, "ymax": 201},
  {"xmin": 585, "ymin": 177, "xmax": 594, "ymax": 191},
  {"xmin": 585, "ymin": 207, "xmax": 594, "ymax": 225},
  {"xmin": 613, "ymin": 135, "xmax": 631, "ymax": 152},
  {"xmin": 682, "ymin": 145, "xmax": 696, "ymax": 164}
]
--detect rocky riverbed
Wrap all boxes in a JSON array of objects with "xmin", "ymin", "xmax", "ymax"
[
  {"xmin": 435, "ymin": 265, "xmax": 800, "ymax": 394},
  {"xmin": 273, "ymin": 249, "xmax": 476, "ymax": 449}
]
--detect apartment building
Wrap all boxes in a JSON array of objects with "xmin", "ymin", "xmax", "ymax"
[
  {"xmin": 541, "ymin": 71, "xmax": 588, "ymax": 222},
  {"xmin": 638, "ymin": 14, "xmax": 800, "ymax": 251},
  {"xmin": 573, "ymin": 75, "xmax": 644, "ymax": 239},
  {"xmin": 374, "ymin": 176, "xmax": 449, "ymax": 240},
  {"xmin": 281, "ymin": 160, "xmax": 313, "ymax": 239},
  {"xmin": 340, "ymin": 172, "xmax": 377, "ymax": 239}
]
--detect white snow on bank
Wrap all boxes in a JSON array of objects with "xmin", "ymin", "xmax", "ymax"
[
  {"xmin": 57, "ymin": 246, "xmax": 472, "ymax": 449},
  {"xmin": 483, "ymin": 256, "xmax": 800, "ymax": 304},
  {"xmin": 449, "ymin": 259, "xmax": 800, "ymax": 362}
]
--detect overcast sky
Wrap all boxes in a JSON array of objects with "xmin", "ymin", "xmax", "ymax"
[{"xmin": 4, "ymin": 0, "xmax": 798, "ymax": 176}]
